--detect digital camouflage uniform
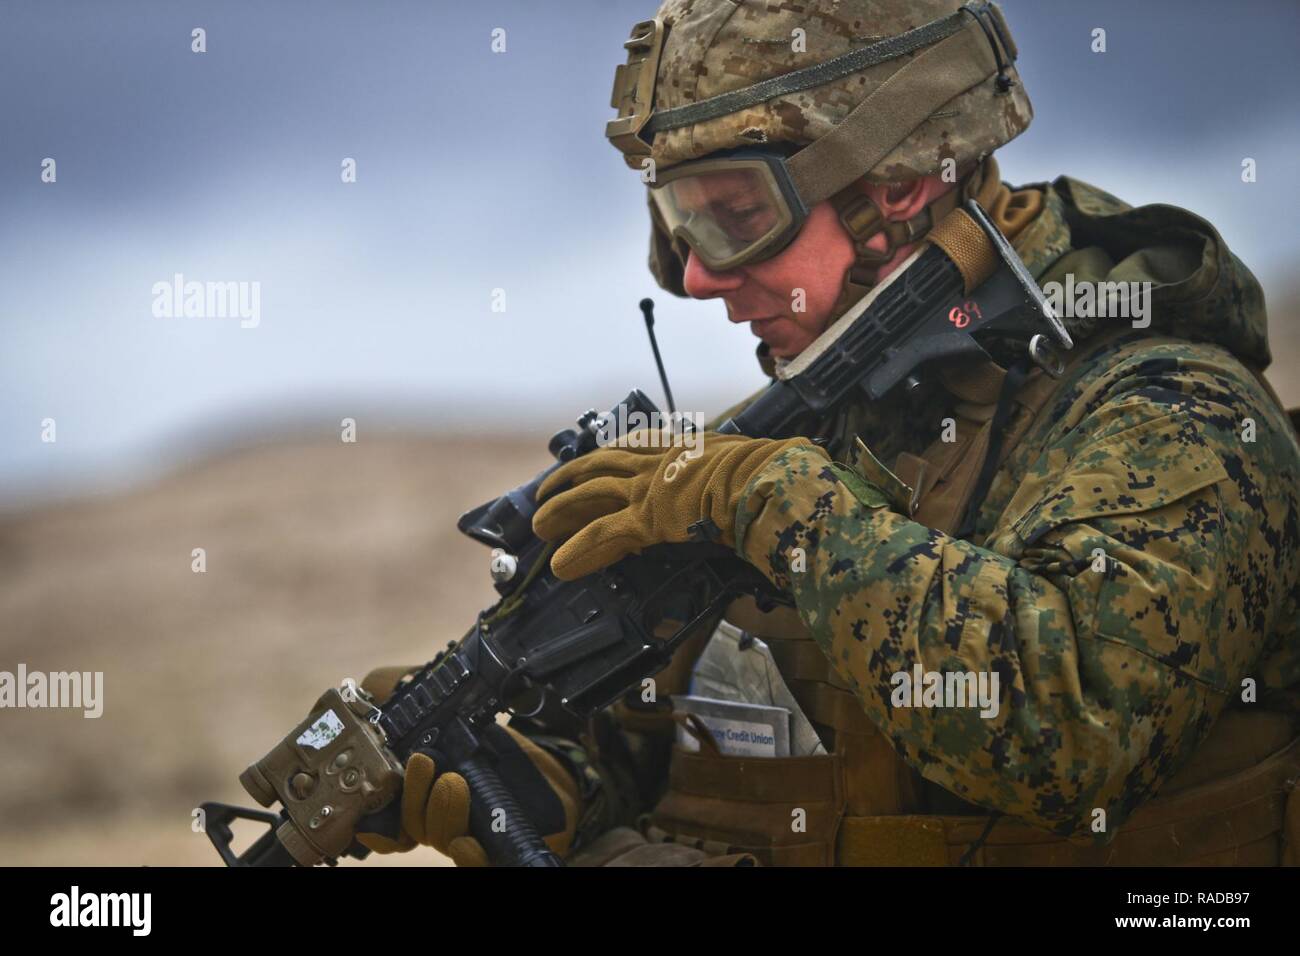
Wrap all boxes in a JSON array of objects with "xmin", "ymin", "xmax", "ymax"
[
  {"xmin": 731, "ymin": 176, "xmax": 1300, "ymax": 836},
  {"xmin": 529, "ymin": 174, "xmax": 1300, "ymax": 865}
]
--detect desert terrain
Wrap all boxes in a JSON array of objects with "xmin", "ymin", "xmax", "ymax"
[{"xmin": 0, "ymin": 433, "xmax": 552, "ymax": 866}]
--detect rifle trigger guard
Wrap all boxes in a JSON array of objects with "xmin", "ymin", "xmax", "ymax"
[{"xmin": 505, "ymin": 682, "xmax": 548, "ymax": 720}]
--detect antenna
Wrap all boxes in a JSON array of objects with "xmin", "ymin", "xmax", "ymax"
[{"xmin": 639, "ymin": 298, "xmax": 677, "ymax": 415}]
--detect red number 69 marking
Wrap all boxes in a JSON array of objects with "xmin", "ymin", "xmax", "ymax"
[{"xmin": 947, "ymin": 298, "xmax": 982, "ymax": 329}]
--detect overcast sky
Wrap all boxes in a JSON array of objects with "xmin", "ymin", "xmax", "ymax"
[{"xmin": 2, "ymin": 0, "xmax": 1298, "ymax": 502}]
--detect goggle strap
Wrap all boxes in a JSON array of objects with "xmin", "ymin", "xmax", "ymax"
[
  {"xmin": 829, "ymin": 156, "xmax": 998, "ymax": 313},
  {"xmin": 836, "ymin": 193, "xmax": 884, "ymax": 240},
  {"xmin": 831, "ymin": 169, "xmax": 956, "ymax": 249},
  {"xmin": 786, "ymin": 10, "xmax": 1008, "ymax": 207},
  {"xmin": 831, "ymin": 156, "xmax": 995, "ymax": 277}
]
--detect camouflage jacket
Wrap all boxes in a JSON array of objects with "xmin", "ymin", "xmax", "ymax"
[
  {"xmin": 529, "ymin": 175, "xmax": 1300, "ymax": 843},
  {"xmin": 728, "ymin": 175, "xmax": 1300, "ymax": 837}
]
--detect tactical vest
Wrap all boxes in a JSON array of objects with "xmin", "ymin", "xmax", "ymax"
[{"xmin": 639, "ymin": 333, "xmax": 1300, "ymax": 866}]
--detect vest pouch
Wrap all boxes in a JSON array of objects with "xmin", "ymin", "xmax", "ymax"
[
  {"xmin": 967, "ymin": 736, "xmax": 1300, "ymax": 865},
  {"xmin": 648, "ymin": 743, "xmax": 846, "ymax": 867}
]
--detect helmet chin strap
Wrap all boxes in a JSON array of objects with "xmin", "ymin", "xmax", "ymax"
[{"xmin": 825, "ymin": 155, "xmax": 1001, "ymax": 321}]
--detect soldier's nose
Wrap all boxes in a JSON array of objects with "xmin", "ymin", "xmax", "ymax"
[{"xmin": 683, "ymin": 249, "xmax": 745, "ymax": 300}]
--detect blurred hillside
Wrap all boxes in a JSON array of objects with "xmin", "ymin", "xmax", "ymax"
[{"xmin": 0, "ymin": 433, "xmax": 550, "ymax": 866}]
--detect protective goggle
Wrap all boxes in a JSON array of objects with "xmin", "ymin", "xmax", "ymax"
[{"xmin": 648, "ymin": 149, "xmax": 809, "ymax": 272}]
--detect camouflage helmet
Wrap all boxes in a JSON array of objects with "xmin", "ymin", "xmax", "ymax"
[{"xmin": 607, "ymin": 0, "xmax": 1032, "ymax": 293}]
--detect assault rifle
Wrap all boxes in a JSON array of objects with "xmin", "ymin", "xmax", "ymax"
[{"xmin": 202, "ymin": 199, "xmax": 1070, "ymax": 867}]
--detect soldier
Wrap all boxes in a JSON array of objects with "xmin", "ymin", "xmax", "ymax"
[{"xmin": 360, "ymin": 0, "xmax": 1300, "ymax": 866}]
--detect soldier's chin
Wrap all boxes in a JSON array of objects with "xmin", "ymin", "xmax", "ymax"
[{"xmin": 755, "ymin": 319, "xmax": 811, "ymax": 359}]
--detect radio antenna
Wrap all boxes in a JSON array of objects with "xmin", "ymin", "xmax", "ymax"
[{"xmin": 639, "ymin": 298, "xmax": 677, "ymax": 415}]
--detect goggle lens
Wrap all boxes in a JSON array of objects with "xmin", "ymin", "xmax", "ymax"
[{"xmin": 649, "ymin": 158, "xmax": 800, "ymax": 271}]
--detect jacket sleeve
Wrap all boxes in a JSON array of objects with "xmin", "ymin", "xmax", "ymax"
[{"xmin": 733, "ymin": 344, "xmax": 1293, "ymax": 836}]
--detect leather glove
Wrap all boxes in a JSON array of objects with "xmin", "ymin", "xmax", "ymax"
[
  {"xmin": 353, "ymin": 666, "xmax": 581, "ymax": 865},
  {"xmin": 532, "ymin": 431, "xmax": 826, "ymax": 581}
]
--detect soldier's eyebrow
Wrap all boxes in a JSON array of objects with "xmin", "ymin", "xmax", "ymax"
[{"xmin": 672, "ymin": 177, "xmax": 762, "ymax": 213}]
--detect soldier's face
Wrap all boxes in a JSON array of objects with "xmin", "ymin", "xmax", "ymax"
[
  {"xmin": 682, "ymin": 200, "xmax": 856, "ymax": 358},
  {"xmin": 681, "ymin": 175, "xmax": 951, "ymax": 359}
]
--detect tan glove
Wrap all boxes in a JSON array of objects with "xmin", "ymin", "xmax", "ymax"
[
  {"xmin": 353, "ymin": 666, "xmax": 581, "ymax": 865},
  {"xmin": 532, "ymin": 432, "xmax": 826, "ymax": 581}
]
